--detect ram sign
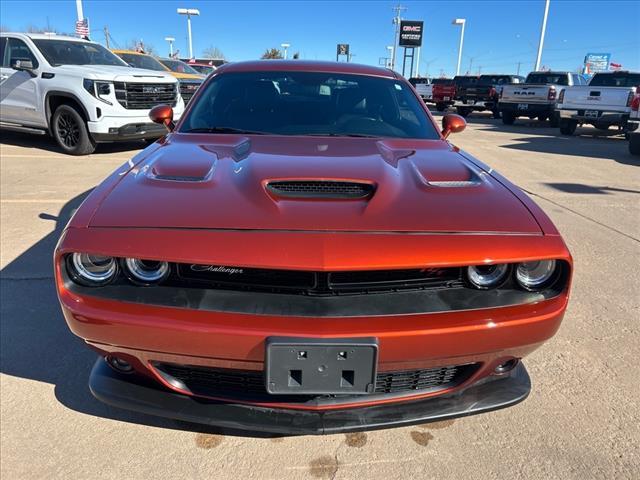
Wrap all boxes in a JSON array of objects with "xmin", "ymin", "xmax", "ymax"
[{"xmin": 399, "ymin": 20, "xmax": 424, "ymax": 47}]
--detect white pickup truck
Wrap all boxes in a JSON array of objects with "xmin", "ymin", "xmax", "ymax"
[
  {"xmin": 556, "ymin": 71, "xmax": 640, "ymax": 136},
  {"xmin": 409, "ymin": 77, "xmax": 432, "ymax": 102},
  {"xmin": 0, "ymin": 33, "xmax": 184, "ymax": 155},
  {"xmin": 498, "ymin": 71, "xmax": 586, "ymax": 127}
]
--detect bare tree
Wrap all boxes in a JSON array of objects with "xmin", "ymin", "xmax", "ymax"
[
  {"xmin": 261, "ymin": 48, "xmax": 283, "ymax": 60},
  {"xmin": 26, "ymin": 24, "xmax": 59, "ymax": 33},
  {"xmin": 125, "ymin": 39, "xmax": 156, "ymax": 55},
  {"xmin": 202, "ymin": 46, "xmax": 226, "ymax": 60}
]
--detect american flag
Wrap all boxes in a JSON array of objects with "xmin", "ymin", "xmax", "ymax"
[{"xmin": 75, "ymin": 18, "xmax": 89, "ymax": 37}]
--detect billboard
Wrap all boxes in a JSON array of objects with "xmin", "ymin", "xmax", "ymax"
[
  {"xmin": 336, "ymin": 44, "xmax": 350, "ymax": 56},
  {"xmin": 399, "ymin": 20, "xmax": 424, "ymax": 47},
  {"xmin": 583, "ymin": 53, "xmax": 611, "ymax": 74}
]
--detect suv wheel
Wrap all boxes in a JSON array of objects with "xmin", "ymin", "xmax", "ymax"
[
  {"xmin": 559, "ymin": 119, "xmax": 578, "ymax": 135},
  {"xmin": 52, "ymin": 104, "xmax": 96, "ymax": 155},
  {"xmin": 502, "ymin": 111, "xmax": 516, "ymax": 125},
  {"xmin": 456, "ymin": 107, "xmax": 471, "ymax": 117}
]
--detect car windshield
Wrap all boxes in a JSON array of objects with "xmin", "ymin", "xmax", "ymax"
[
  {"xmin": 189, "ymin": 64, "xmax": 215, "ymax": 75},
  {"xmin": 588, "ymin": 73, "xmax": 640, "ymax": 87},
  {"xmin": 117, "ymin": 53, "xmax": 167, "ymax": 71},
  {"xmin": 478, "ymin": 75, "xmax": 513, "ymax": 86},
  {"xmin": 181, "ymin": 71, "xmax": 439, "ymax": 139},
  {"xmin": 453, "ymin": 76, "xmax": 478, "ymax": 87},
  {"xmin": 161, "ymin": 59, "xmax": 201, "ymax": 75},
  {"xmin": 32, "ymin": 39, "xmax": 128, "ymax": 67},
  {"xmin": 526, "ymin": 73, "xmax": 569, "ymax": 85},
  {"xmin": 409, "ymin": 78, "xmax": 430, "ymax": 85},
  {"xmin": 431, "ymin": 78, "xmax": 452, "ymax": 85}
]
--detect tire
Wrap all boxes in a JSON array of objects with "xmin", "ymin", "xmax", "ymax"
[
  {"xmin": 492, "ymin": 109, "xmax": 501, "ymax": 119},
  {"xmin": 559, "ymin": 119, "xmax": 578, "ymax": 135},
  {"xmin": 630, "ymin": 133, "xmax": 640, "ymax": 155},
  {"xmin": 456, "ymin": 107, "xmax": 471, "ymax": 117},
  {"xmin": 625, "ymin": 122, "xmax": 639, "ymax": 132},
  {"xmin": 51, "ymin": 104, "xmax": 95, "ymax": 155},
  {"xmin": 436, "ymin": 103, "xmax": 446, "ymax": 112},
  {"xmin": 549, "ymin": 113, "xmax": 559, "ymax": 128},
  {"xmin": 537, "ymin": 115, "xmax": 548, "ymax": 122},
  {"xmin": 502, "ymin": 111, "xmax": 516, "ymax": 125}
]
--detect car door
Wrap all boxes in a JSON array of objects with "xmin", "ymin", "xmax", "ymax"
[{"xmin": 0, "ymin": 37, "xmax": 41, "ymax": 125}]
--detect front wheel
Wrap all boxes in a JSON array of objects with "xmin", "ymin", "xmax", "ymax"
[
  {"xmin": 51, "ymin": 104, "xmax": 95, "ymax": 155},
  {"xmin": 559, "ymin": 119, "xmax": 578, "ymax": 135},
  {"xmin": 502, "ymin": 111, "xmax": 516, "ymax": 125}
]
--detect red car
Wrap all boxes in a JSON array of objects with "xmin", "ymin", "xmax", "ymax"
[
  {"xmin": 55, "ymin": 60, "xmax": 572, "ymax": 434},
  {"xmin": 431, "ymin": 77, "xmax": 456, "ymax": 111}
]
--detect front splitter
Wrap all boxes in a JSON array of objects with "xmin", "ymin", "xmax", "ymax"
[{"xmin": 89, "ymin": 358, "xmax": 530, "ymax": 435}]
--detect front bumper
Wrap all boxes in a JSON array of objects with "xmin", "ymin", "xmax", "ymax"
[
  {"xmin": 91, "ymin": 122, "xmax": 169, "ymax": 142},
  {"xmin": 90, "ymin": 357, "xmax": 531, "ymax": 434},
  {"xmin": 557, "ymin": 108, "xmax": 629, "ymax": 125},
  {"xmin": 498, "ymin": 102, "xmax": 554, "ymax": 116},
  {"xmin": 454, "ymin": 99, "xmax": 496, "ymax": 110}
]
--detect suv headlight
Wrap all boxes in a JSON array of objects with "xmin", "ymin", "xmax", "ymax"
[{"xmin": 83, "ymin": 79, "xmax": 113, "ymax": 105}]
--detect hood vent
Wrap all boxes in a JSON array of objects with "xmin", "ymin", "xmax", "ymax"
[{"xmin": 266, "ymin": 180, "xmax": 375, "ymax": 199}]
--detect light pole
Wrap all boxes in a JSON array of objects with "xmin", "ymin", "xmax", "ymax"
[
  {"xmin": 177, "ymin": 8, "xmax": 200, "ymax": 59},
  {"xmin": 386, "ymin": 46, "xmax": 394, "ymax": 68},
  {"xmin": 164, "ymin": 37, "xmax": 175, "ymax": 57},
  {"xmin": 534, "ymin": 0, "xmax": 550, "ymax": 71},
  {"xmin": 452, "ymin": 18, "xmax": 466, "ymax": 76},
  {"xmin": 281, "ymin": 43, "xmax": 290, "ymax": 60}
]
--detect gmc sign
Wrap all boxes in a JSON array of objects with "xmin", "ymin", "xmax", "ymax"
[{"xmin": 399, "ymin": 20, "xmax": 424, "ymax": 47}]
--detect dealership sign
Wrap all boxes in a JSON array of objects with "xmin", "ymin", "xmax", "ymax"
[
  {"xmin": 399, "ymin": 20, "xmax": 424, "ymax": 47},
  {"xmin": 583, "ymin": 53, "xmax": 611, "ymax": 73},
  {"xmin": 336, "ymin": 44, "xmax": 350, "ymax": 56}
]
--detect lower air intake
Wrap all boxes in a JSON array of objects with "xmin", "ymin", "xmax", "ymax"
[{"xmin": 266, "ymin": 181, "xmax": 375, "ymax": 199}]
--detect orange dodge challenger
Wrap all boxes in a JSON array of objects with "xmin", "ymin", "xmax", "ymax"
[{"xmin": 55, "ymin": 61, "xmax": 572, "ymax": 434}]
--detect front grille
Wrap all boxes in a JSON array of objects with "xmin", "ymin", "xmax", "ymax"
[
  {"xmin": 266, "ymin": 181, "xmax": 375, "ymax": 199},
  {"xmin": 174, "ymin": 265, "xmax": 464, "ymax": 296},
  {"xmin": 154, "ymin": 362, "xmax": 478, "ymax": 403},
  {"xmin": 113, "ymin": 82, "xmax": 178, "ymax": 110},
  {"xmin": 179, "ymin": 83, "xmax": 200, "ymax": 104}
]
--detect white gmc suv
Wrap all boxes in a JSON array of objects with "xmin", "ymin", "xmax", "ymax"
[{"xmin": 0, "ymin": 33, "xmax": 184, "ymax": 155}]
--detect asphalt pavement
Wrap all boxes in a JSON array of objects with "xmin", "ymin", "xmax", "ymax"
[{"xmin": 1, "ymin": 113, "xmax": 638, "ymax": 479}]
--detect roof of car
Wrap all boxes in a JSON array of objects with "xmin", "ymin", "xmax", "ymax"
[
  {"xmin": 218, "ymin": 60, "xmax": 397, "ymax": 78},
  {"xmin": 2, "ymin": 32, "xmax": 90, "ymax": 42}
]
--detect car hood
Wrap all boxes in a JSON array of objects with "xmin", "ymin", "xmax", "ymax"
[
  {"xmin": 56, "ymin": 64, "xmax": 175, "ymax": 82},
  {"xmin": 89, "ymin": 135, "xmax": 541, "ymax": 234}
]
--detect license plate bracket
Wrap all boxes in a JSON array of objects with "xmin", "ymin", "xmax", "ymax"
[
  {"xmin": 265, "ymin": 337, "xmax": 378, "ymax": 395},
  {"xmin": 584, "ymin": 110, "xmax": 599, "ymax": 118},
  {"xmin": 517, "ymin": 103, "xmax": 529, "ymax": 110}
]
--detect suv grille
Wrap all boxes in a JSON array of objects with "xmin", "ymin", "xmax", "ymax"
[
  {"xmin": 266, "ymin": 181, "xmax": 375, "ymax": 199},
  {"xmin": 174, "ymin": 265, "xmax": 464, "ymax": 296},
  {"xmin": 154, "ymin": 362, "xmax": 478, "ymax": 403},
  {"xmin": 113, "ymin": 82, "xmax": 178, "ymax": 110}
]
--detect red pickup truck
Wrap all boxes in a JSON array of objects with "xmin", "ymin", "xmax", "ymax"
[{"xmin": 431, "ymin": 78, "xmax": 455, "ymax": 111}]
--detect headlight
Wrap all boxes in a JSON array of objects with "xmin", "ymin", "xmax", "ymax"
[
  {"xmin": 68, "ymin": 253, "xmax": 117, "ymax": 286},
  {"xmin": 516, "ymin": 260, "xmax": 557, "ymax": 290},
  {"xmin": 83, "ymin": 79, "xmax": 113, "ymax": 105},
  {"xmin": 466, "ymin": 264, "xmax": 509, "ymax": 289},
  {"xmin": 124, "ymin": 258, "xmax": 170, "ymax": 285}
]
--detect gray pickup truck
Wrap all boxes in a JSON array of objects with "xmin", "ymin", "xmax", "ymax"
[{"xmin": 498, "ymin": 71, "xmax": 587, "ymax": 127}]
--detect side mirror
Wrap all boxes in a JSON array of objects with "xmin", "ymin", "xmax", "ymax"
[
  {"xmin": 441, "ymin": 113, "xmax": 466, "ymax": 139},
  {"xmin": 11, "ymin": 58, "xmax": 36, "ymax": 76},
  {"xmin": 149, "ymin": 104, "xmax": 175, "ymax": 131}
]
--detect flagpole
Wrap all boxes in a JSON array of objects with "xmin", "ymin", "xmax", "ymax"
[{"xmin": 75, "ymin": 0, "xmax": 84, "ymax": 21}]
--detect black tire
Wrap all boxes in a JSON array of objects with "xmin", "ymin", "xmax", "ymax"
[
  {"xmin": 559, "ymin": 119, "xmax": 578, "ymax": 135},
  {"xmin": 502, "ymin": 111, "xmax": 516, "ymax": 125},
  {"xmin": 625, "ymin": 122, "xmax": 639, "ymax": 133},
  {"xmin": 492, "ymin": 109, "xmax": 501, "ymax": 119},
  {"xmin": 51, "ymin": 104, "xmax": 95, "ymax": 155},
  {"xmin": 537, "ymin": 114, "xmax": 548, "ymax": 122},
  {"xmin": 436, "ymin": 103, "xmax": 446, "ymax": 112},
  {"xmin": 629, "ymin": 133, "xmax": 640, "ymax": 156},
  {"xmin": 456, "ymin": 106, "xmax": 471, "ymax": 117},
  {"xmin": 549, "ymin": 113, "xmax": 559, "ymax": 128}
]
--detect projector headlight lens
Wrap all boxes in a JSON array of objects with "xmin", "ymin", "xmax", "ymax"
[
  {"xmin": 124, "ymin": 258, "xmax": 170, "ymax": 285},
  {"xmin": 466, "ymin": 264, "xmax": 509, "ymax": 289},
  {"xmin": 69, "ymin": 253, "xmax": 117, "ymax": 286},
  {"xmin": 516, "ymin": 260, "xmax": 557, "ymax": 290}
]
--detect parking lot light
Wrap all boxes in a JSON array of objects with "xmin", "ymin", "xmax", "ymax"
[
  {"xmin": 177, "ymin": 8, "xmax": 200, "ymax": 59},
  {"xmin": 164, "ymin": 37, "xmax": 175, "ymax": 57},
  {"xmin": 281, "ymin": 43, "xmax": 290, "ymax": 60},
  {"xmin": 452, "ymin": 18, "xmax": 466, "ymax": 76}
]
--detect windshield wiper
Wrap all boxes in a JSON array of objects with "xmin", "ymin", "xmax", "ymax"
[
  {"xmin": 184, "ymin": 127, "xmax": 267, "ymax": 135},
  {"xmin": 306, "ymin": 133, "xmax": 378, "ymax": 138}
]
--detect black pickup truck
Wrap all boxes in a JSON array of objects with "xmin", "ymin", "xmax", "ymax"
[{"xmin": 454, "ymin": 74, "xmax": 525, "ymax": 118}]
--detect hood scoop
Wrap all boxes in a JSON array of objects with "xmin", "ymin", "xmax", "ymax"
[{"xmin": 266, "ymin": 180, "xmax": 375, "ymax": 199}]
